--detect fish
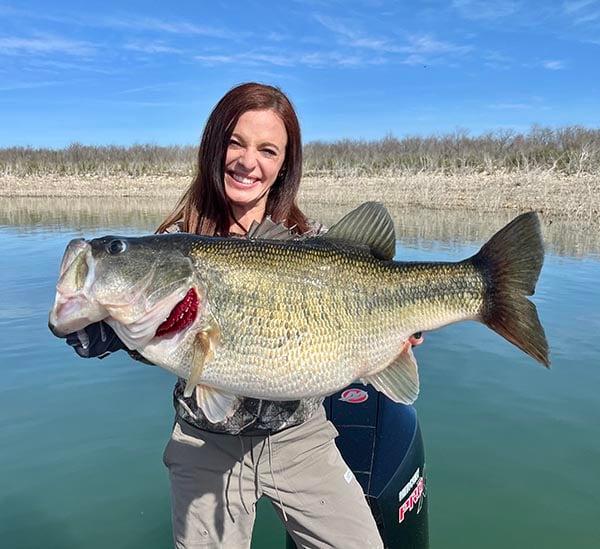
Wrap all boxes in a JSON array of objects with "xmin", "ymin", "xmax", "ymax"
[{"xmin": 48, "ymin": 202, "xmax": 549, "ymax": 422}]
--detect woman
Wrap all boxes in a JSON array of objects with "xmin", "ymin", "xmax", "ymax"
[{"xmin": 69, "ymin": 83, "xmax": 419, "ymax": 548}]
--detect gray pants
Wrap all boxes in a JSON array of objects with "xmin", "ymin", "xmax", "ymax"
[{"xmin": 163, "ymin": 406, "xmax": 384, "ymax": 548}]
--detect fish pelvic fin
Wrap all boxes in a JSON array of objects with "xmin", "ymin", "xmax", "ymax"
[
  {"xmin": 195, "ymin": 385, "xmax": 239, "ymax": 423},
  {"xmin": 472, "ymin": 211, "xmax": 550, "ymax": 367},
  {"xmin": 322, "ymin": 202, "xmax": 396, "ymax": 260},
  {"xmin": 362, "ymin": 340, "xmax": 420, "ymax": 404}
]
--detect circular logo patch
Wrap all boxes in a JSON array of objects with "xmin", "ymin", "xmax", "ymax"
[{"xmin": 339, "ymin": 388, "xmax": 369, "ymax": 404}]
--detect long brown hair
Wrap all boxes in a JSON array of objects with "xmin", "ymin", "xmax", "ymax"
[{"xmin": 157, "ymin": 82, "xmax": 308, "ymax": 235}]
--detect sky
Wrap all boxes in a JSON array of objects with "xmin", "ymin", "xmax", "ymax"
[{"xmin": 1, "ymin": 0, "xmax": 600, "ymax": 148}]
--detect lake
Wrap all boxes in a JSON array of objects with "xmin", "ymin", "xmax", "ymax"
[{"xmin": 1, "ymin": 197, "xmax": 599, "ymax": 548}]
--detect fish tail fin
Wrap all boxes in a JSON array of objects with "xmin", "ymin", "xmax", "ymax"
[{"xmin": 472, "ymin": 212, "xmax": 550, "ymax": 367}]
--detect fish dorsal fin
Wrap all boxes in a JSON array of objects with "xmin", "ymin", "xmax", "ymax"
[
  {"xmin": 247, "ymin": 216, "xmax": 298, "ymax": 241},
  {"xmin": 322, "ymin": 202, "xmax": 396, "ymax": 260}
]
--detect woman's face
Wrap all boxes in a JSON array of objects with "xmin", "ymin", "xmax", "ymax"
[{"xmin": 224, "ymin": 109, "xmax": 287, "ymax": 224}]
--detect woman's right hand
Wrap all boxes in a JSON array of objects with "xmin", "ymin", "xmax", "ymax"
[{"xmin": 66, "ymin": 321, "xmax": 126, "ymax": 359}]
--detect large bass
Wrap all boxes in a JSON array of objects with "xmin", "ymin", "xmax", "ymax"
[{"xmin": 49, "ymin": 202, "xmax": 549, "ymax": 422}]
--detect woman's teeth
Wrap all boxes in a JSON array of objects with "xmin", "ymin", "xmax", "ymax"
[{"xmin": 232, "ymin": 173, "xmax": 256, "ymax": 185}]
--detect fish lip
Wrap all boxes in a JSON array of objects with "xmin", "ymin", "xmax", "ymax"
[
  {"xmin": 49, "ymin": 242, "xmax": 106, "ymax": 336},
  {"xmin": 58, "ymin": 238, "xmax": 89, "ymax": 277},
  {"xmin": 48, "ymin": 292, "xmax": 107, "ymax": 337}
]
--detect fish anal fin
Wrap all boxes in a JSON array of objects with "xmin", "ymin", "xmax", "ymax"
[
  {"xmin": 363, "ymin": 341, "xmax": 420, "ymax": 404},
  {"xmin": 195, "ymin": 385, "xmax": 239, "ymax": 423}
]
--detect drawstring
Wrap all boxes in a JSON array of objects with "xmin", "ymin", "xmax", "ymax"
[
  {"xmin": 224, "ymin": 435, "xmax": 251, "ymax": 522},
  {"xmin": 267, "ymin": 433, "xmax": 288, "ymax": 522},
  {"xmin": 238, "ymin": 435, "xmax": 251, "ymax": 516},
  {"xmin": 225, "ymin": 424, "xmax": 289, "ymax": 524}
]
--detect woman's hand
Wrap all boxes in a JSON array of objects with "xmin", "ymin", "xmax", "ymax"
[{"xmin": 66, "ymin": 321, "xmax": 126, "ymax": 359}]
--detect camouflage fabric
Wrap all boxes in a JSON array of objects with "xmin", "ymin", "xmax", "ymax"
[{"xmin": 173, "ymin": 380, "xmax": 325, "ymax": 435}]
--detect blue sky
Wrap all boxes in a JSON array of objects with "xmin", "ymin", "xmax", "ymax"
[{"xmin": 1, "ymin": 0, "xmax": 599, "ymax": 147}]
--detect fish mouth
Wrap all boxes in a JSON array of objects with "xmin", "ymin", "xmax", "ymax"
[{"xmin": 155, "ymin": 288, "xmax": 199, "ymax": 337}]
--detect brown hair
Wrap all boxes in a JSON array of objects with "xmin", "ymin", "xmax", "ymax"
[{"xmin": 157, "ymin": 82, "xmax": 308, "ymax": 235}]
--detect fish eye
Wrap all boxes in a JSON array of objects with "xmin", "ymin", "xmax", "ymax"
[{"xmin": 106, "ymin": 239, "xmax": 127, "ymax": 255}]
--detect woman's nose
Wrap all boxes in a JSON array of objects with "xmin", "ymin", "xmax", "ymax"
[{"xmin": 237, "ymin": 147, "xmax": 256, "ymax": 169}]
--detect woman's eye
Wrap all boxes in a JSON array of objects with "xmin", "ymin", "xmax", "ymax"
[
  {"xmin": 262, "ymin": 148, "xmax": 277, "ymax": 157},
  {"xmin": 228, "ymin": 139, "xmax": 241, "ymax": 148}
]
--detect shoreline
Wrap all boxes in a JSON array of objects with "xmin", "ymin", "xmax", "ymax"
[{"xmin": 1, "ymin": 172, "xmax": 598, "ymax": 223}]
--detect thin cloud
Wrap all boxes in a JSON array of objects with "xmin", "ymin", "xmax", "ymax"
[
  {"xmin": 452, "ymin": 0, "xmax": 519, "ymax": 20},
  {"xmin": 0, "ymin": 34, "xmax": 96, "ymax": 56},
  {"xmin": 573, "ymin": 10, "xmax": 600, "ymax": 23},
  {"xmin": 563, "ymin": 0, "xmax": 596, "ymax": 14},
  {"xmin": 26, "ymin": 58, "xmax": 115, "ymax": 75},
  {"xmin": 488, "ymin": 102, "xmax": 533, "ymax": 110},
  {"xmin": 124, "ymin": 42, "xmax": 182, "ymax": 54},
  {"xmin": 488, "ymin": 97, "xmax": 547, "ymax": 110},
  {"xmin": 313, "ymin": 14, "xmax": 396, "ymax": 52},
  {"xmin": 194, "ymin": 52, "xmax": 293, "ymax": 67},
  {"xmin": 563, "ymin": 0, "xmax": 600, "ymax": 24},
  {"xmin": 299, "ymin": 51, "xmax": 385, "ymax": 67},
  {"xmin": 194, "ymin": 49, "xmax": 385, "ymax": 68},
  {"xmin": 116, "ymin": 82, "xmax": 183, "ymax": 95},
  {"xmin": 543, "ymin": 59, "xmax": 566, "ymax": 70},
  {"xmin": 402, "ymin": 34, "xmax": 471, "ymax": 56},
  {"xmin": 193, "ymin": 30, "xmax": 470, "ymax": 70},
  {"xmin": 314, "ymin": 14, "xmax": 471, "ymax": 66},
  {"xmin": 482, "ymin": 50, "xmax": 513, "ymax": 69},
  {"xmin": 0, "ymin": 7, "xmax": 237, "ymax": 40},
  {"xmin": 397, "ymin": 34, "xmax": 472, "ymax": 65},
  {"xmin": 99, "ymin": 16, "xmax": 235, "ymax": 39},
  {"xmin": 0, "ymin": 80, "xmax": 64, "ymax": 91}
]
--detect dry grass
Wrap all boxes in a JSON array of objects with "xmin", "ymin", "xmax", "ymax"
[
  {"xmin": 3, "ymin": 169, "xmax": 595, "ymax": 224},
  {"xmin": 297, "ymin": 170, "xmax": 600, "ymax": 223},
  {"xmin": 3, "ymin": 126, "xmax": 600, "ymax": 176}
]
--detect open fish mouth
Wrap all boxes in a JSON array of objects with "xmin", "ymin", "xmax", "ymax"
[{"xmin": 155, "ymin": 288, "xmax": 199, "ymax": 337}]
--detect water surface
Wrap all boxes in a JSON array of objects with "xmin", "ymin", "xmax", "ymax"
[{"xmin": 1, "ymin": 198, "xmax": 599, "ymax": 548}]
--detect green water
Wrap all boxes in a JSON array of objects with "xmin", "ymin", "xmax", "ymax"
[{"xmin": 1, "ymin": 198, "xmax": 599, "ymax": 548}]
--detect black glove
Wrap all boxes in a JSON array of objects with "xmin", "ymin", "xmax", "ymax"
[{"xmin": 66, "ymin": 321, "xmax": 126, "ymax": 359}]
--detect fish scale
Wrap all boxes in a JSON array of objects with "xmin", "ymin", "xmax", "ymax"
[{"xmin": 184, "ymin": 238, "xmax": 487, "ymax": 398}]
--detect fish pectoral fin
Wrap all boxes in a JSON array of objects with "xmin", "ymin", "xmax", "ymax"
[
  {"xmin": 183, "ymin": 327, "xmax": 220, "ymax": 398},
  {"xmin": 194, "ymin": 385, "xmax": 239, "ymax": 423},
  {"xmin": 363, "ymin": 341, "xmax": 420, "ymax": 404}
]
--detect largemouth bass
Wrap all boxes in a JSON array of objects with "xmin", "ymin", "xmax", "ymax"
[{"xmin": 49, "ymin": 202, "xmax": 549, "ymax": 422}]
